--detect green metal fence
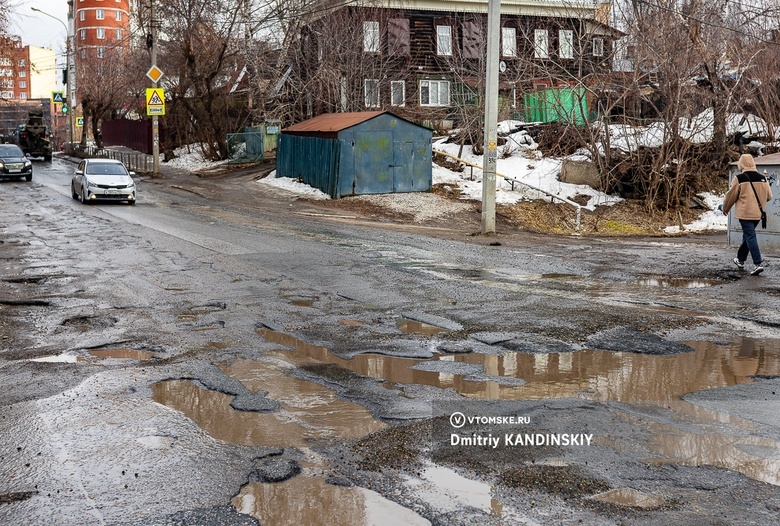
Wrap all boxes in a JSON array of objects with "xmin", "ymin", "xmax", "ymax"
[
  {"xmin": 226, "ymin": 131, "xmax": 264, "ymax": 163},
  {"xmin": 524, "ymin": 87, "xmax": 588, "ymax": 126}
]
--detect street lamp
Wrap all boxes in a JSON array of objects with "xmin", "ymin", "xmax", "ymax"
[{"xmin": 30, "ymin": 6, "xmax": 73, "ymax": 145}]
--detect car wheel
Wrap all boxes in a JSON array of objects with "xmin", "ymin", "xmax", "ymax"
[
  {"xmin": 129, "ymin": 199, "xmax": 136, "ymax": 206},
  {"xmin": 25, "ymin": 173, "xmax": 32, "ymax": 182},
  {"xmin": 71, "ymin": 182, "xmax": 78, "ymax": 199},
  {"xmin": 80, "ymin": 185, "xmax": 87, "ymax": 204}
]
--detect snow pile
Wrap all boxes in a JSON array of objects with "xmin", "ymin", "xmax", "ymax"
[
  {"xmin": 256, "ymin": 170, "xmax": 331, "ymax": 200},
  {"xmin": 164, "ymin": 145, "xmax": 225, "ymax": 172}
]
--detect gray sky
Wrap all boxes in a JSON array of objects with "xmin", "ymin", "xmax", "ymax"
[{"xmin": 10, "ymin": 0, "xmax": 70, "ymax": 52}]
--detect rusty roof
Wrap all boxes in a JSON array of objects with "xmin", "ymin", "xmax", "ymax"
[{"xmin": 284, "ymin": 111, "xmax": 387, "ymax": 133}]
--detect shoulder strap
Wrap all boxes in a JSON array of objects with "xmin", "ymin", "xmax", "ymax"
[{"xmin": 747, "ymin": 178, "xmax": 764, "ymax": 214}]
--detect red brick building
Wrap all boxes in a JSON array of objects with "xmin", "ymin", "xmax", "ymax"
[{"xmin": 73, "ymin": 0, "xmax": 132, "ymax": 60}]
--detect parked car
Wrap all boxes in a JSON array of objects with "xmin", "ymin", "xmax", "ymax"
[
  {"xmin": 0, "ymin": 144, "xmax": 33, "ymax": 181},
  {"xmin": 71, "ymin": 158, "xmax": 136, "ymax": 204}
]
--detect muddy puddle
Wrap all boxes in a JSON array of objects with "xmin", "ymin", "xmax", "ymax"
[
  {"xmin": 396, "ymin": 319, "xmax": 448, "ymax": 335},
  {"xmin": 632, "ymin": 277, "xmax": 723, "ymax": 288},
  {"xmin": 589, "ymin": 488, "xmax": 665, "ymax": 509},
  {"xmin": 88, "ymin": 348, "xmax": 156, "ymax": 360},
  {"xmin": 233, "ymin": 476, "xmax": 431, "ymax": 526},
  {"xmin": 151, "ymin": 359, "xmax": 383, "ymax": 448},
  {"xmin": 257, "ymin": 329, "xmax": 780, "ymax": 405}
]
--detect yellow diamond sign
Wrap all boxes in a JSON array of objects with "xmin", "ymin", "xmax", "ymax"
[{"xmin": 146, "ymin": 65, "xmax": 164, "ymax": 83}]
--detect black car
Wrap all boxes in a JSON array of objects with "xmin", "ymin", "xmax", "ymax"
[{"xmin": 0, "ymin": 144, "xmax": 33, "ymax": 181}]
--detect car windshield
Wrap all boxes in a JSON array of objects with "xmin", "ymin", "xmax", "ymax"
[
  {"xmin": 86, "ymin": 163, "xmax": 128, "ymax": 176},
  {"xmin": 0, "ymin": 145, "xmax": 23, "ymax": 156}
]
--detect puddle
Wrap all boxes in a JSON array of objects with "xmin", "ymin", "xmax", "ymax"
[
  {"xmin": 89, "ymin": 348, "xmax": 156, "ymax": 361},
  {"xmin": 152, "ymin": 359, "xmax": 383, "ymax": 448},
  {"xmin": 290, "ymin": 299, "xmax": 314, "ymax": 307},
  {"xmin": 233, "ymin": 476, "xmax": 431, "ymax": 526},
  {"xmin": 339, "ymin": 319, "xmax": 365, "ymax": 326},
  {"xmin": 405, "ymin": 463, "xmax": 502, "ymax": 516},
  {"xmin": 30, "ymin": 353, "xmax": 85, "ymax": 363},
  {"xmin": 647, "ymin": 422, "xmax": 780, "ymax": 486},
  {"xmin": 258, "ymin": 329, "xmax": 780, "ymax": 405},
  {"xmin": 396, "ymin": 319, "xmax": 447, "ymax": 336},
  {"xmin": 633, "ymin": 277, "xmax": 723, "ymax": 288},
  {"xmin": 589, "ymin": 488, "xmax": 665, "ymax": 509}
]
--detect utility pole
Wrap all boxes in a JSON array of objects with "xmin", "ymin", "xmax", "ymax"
[
  {"xmin": 481, "ymin": 0, "xmax": 500, "ymax": 235},
  {"xmin": 151, "ymin": 0, "xmax": 160, "ymax": 175}
]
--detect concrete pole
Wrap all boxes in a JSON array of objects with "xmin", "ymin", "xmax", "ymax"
[
  {"xmin": 481, "ymin": 0, "xmax": 501, "ymax": 235},
  {"xmin": 151, "ymin": 0, "xmax": 160, "ymax": 175}
]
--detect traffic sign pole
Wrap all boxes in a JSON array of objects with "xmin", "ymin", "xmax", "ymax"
[{"xmin": 150, "ymin": 0, "xmax": 159, "ymax": 175}]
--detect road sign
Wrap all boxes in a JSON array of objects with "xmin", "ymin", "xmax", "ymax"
[
  {"xmin": 146, "ymin": 87, "xmax": 165, "ymax": 116},
  {"xmin": 146, "ymin": 66, "xmax": 164, "ymax": 83},
  {"xmin": 76, "ymin": 117, "xmax": 84, "ymax": 127},
  {"xmin": 52, "ymin": 91, "xmax": 64, "ymax": 103}
]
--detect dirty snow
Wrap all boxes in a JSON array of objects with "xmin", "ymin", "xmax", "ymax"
[{"xmin": 175, "ymin": 111, "xmax": 740, "ymax": 233}]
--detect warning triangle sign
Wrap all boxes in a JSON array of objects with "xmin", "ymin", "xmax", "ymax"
[{"xmin": 147, "ymin": 90, "xmax": 164, "ymax": 105}]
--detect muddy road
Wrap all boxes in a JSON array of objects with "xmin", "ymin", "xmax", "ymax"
[{"xmin": 2, "ymin": 157, "xmax": 780, "ymax": 525}]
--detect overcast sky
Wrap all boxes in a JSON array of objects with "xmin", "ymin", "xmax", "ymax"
[{"xmin": 10, "ymin": 0, "xmax": 70, "ymax": 52}]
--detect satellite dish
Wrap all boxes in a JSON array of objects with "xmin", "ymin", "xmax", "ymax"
[{"xmin": 499, "ymin": 61, "xmax": 507, "ymax": 73}]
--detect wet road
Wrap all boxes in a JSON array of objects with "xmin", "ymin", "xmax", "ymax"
[{"xmin": 2, "ymin": 157, "xmax": 780, "ymax": 525}]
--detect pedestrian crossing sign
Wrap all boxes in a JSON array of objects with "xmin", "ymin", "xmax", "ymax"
[
  {"xmin": 52, "ymin": 92, "xmax": 64, "ymax": 103},
  {"xmin": 146, "ymin": 88, "xmax": 165, "ymax": 116}
]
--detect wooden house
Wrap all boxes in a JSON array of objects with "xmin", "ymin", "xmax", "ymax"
[{"xmin": 284, "ymin": 0, "xmax": 624, "ymax": 127}]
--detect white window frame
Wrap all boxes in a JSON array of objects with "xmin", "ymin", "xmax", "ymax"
[
  {"xmin": 20, "ymin": 92, "xmax": 26, "ymax": 99},
  {"xmin": 80, "ymin": 29, "xmax": 86, "ymax": 40},
  {"xmin": 116, "ymin": 29, "xmax": 123, "ymax": 40},
  {"xmin": 97, "ymin": 47, "xmax": 105, "ymax": 58},
  {"xmin": 18, "ymin": 70, "xmax": 26, "ymax": 77},
  {"xmin": 97, "ymin": 27, "xmax": 105, "ymax": 39},
  {"xmin": 559, "ymin": 30, "xmax": 573, "ymax": 59},
  {"xmin": 19, "ymin": 80, "xmax": 26, "ymax": 88},
  {"xmin": 364, "ymin": 78, "xmax": 380, "ymax": 108},
  {"xmin": 420, "ymin": 79, "xmax": 450, "ymax": 107},
  {"xmin": 96, "ymin": 9, "xmax": 105, "ymax": 20},
  {"xmin": 18, "ymin": 59, "xmax": 25, "ymax": 67},
  {"xmin": 363, "ymin": 21, "xmax": 380, "ymax": 53},
  {"xmin": 501, "ymin": 27, "xmax": 516, "ymax": 57},
  {"xmin": 80, "ymin": 11, "xmax": 85, "ymax": 21},
  {"xmin": 390, "ymin": 80, "xmax": 405, "ymax": 107},
  {"xmin": 436, "ymin": 25, "xmax": 452, "ymax": 56},
  {"xmin": 534, "ymin": 29, "xmax": 548, "ymax": 59},
  {"xmin": 116, "ymin": 11, "xmax": 122, "ymax": 21},
  {"xmin": 593, "ymin": 37, "xmax": 604, "ymax": 57}
]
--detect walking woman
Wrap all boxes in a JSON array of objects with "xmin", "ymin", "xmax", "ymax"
[{"xmin": 723, "ymin": 154, "xmax": 773, "ymax": 275}]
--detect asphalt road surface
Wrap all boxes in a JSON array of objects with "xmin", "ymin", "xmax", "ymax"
[{"xmin": 2, "ymin": 156, "xmax": 780, "ymax": 525}]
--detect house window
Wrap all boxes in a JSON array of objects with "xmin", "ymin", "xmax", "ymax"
[
  {"xmin": 534, "ymin": 29, "xmax": 548, "ymax": 59},
  {"xmin": 420, "ymin": 79, "xmax": 450, "ymax": 107},
  {"xmin": 80, "ymin": 29, "xmax": 86, "ymax": 40},
  {"xmin": 436, "ymin": 25, "xmax": 452, "ymax": 56},
  {"xmin": 116, "ymin": 11, "xmax": 122, "ymax": 21},
  {"xmin": 80, "ymin": 11, "xmax": 85, "ymax": 21},
  {"xmin": 18, "ymin": 59, "xmax": 25, "ymax": 66},
  {"xmin": 462, "ymin": 20, "xmax": 482, "ymax": 59},
  {"xmin": 19, "ymin": 81, "xmax": 26, "ymax": 88},
  {"xmin": 502, "ymin": 27, "xmax": 516, "ymax": 57},
  {"xmin": 20, "ymin": 92, "xmax": 26, "ymax": 99},
  {"xmin": 97, "ymin": 47, "xmax": 105, "ymax": 58},
  {"xmin": 18, "ymin": 70, "xmax": 26, "ymax": 77},
  {"xmin": 96, "ymin": 9, "xmax": 105, "ymax": 20},
  {"xmin": 363, "ymin": 21, "xmax": 380, "ymax": 53},
  {"xmin": 388, "ymin": 18, "xmax": 410, "ymax": 57},
  {"xmin": 116, "ymin": 29, "xmax": 123, "ymax": 40},
  {"xmin": 364, "ymin": 79, "xmax": 380, "ymax": 107},
  {"xmin": 559, "ymin": 30, "xmax": 573, "ymax": 59},
  {"xmin": 391, "ymin": 80, "xmax": 405, "ymax": 106},
  {"xmin": 97, "ymin": 28, "xmax": 105, "ymax": 39},
  {"xmin": 593, "ymin": 37, "xmax": 604, "ymax": 57}
]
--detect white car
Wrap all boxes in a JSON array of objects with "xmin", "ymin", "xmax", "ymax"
[{"xmin": 71, "ymin": 158, "xmax": 136, "ymax": 205}]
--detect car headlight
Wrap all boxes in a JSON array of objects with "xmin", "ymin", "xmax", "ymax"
[
  {"xmin": 0, "ymin": 162, "xmax": 4, "ymax": 169},
  {"xmin": 126, "ymin": 180, "xmax": 135, "ymax": 187},
  {"xmin": 87, "ymin": 179, "xmax": 101, "ymax": 188},
  {"xmin": 24, "ymin": 160, "xmax": 32, "ymax": 167}
]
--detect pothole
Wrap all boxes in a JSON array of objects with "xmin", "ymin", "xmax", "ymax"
[
  {"xmin": 397, "ymin": 319, "xmax": 448, "ymax": 336},
  {"xmin": 151, "ymin": 358, "xmax": 382, "ymax": 448},
  {"xmin": 89, "ymin": 348, "xmax": 156, "ymax": 361},
  {"xmin": 62, "ymin": 315, "xmax": 119, "ymax": 329},
  {"xmin": 588, "ymin": 488, "xmax": 666, "ymax": 509},
  {"xmin": 632, "ymin": 277, "xmax": 724, "ymax": 288}
]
